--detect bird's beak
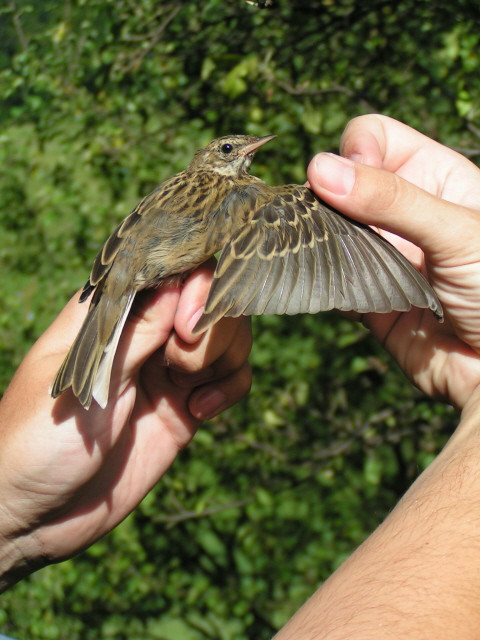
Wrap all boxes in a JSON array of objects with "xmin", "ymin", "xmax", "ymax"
[{"xmin": 240, "ymin": 135, "xmax": 277, "ymax": 156}]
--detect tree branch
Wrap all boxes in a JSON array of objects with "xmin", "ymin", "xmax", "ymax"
[
  {"xmin": 117, "ymin": 3, "xmax": 182, "ymax": 73},
  {"xmin": 155, "ymin": 499, "xmax": 252, "ymax": 528},
  {"xmin": 9, "ymin": 1, "xmax": 28, "ymax": 51}
]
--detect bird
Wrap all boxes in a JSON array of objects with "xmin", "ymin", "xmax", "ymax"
[{"xmin": 50, "ymin": 134, "xmax": 443, "ymax": 410}]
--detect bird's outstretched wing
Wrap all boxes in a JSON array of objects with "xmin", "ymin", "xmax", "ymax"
[{"xmin": 192, "ymin": 185, "xmax": 442, "ymax": 334}]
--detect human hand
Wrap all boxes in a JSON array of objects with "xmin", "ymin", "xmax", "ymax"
[
  {"xmin": 0, "ymin": 262, "xmax": 251, "ymax": 590},
  {"xmin": 307, "ymin": 114, "xmax": 480, "ymax": 409}
]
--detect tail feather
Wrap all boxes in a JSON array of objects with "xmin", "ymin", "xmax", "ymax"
[
  {"xmin": 91, "ymin": 292, "xmax": 135, "ymax": 408},
  {"xmin": 50, "ymin": 291, "xmax": 135, "ymax": 410}
]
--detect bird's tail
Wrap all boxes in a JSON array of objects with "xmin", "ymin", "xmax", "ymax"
[{"xmin": 50, "ymin": 290, "xmax": 135, "ymax": 410}]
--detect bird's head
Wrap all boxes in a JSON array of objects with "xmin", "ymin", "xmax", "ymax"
[{"xmin": 189, "ymin": 135, "xmax": 276, "ymax": 177}]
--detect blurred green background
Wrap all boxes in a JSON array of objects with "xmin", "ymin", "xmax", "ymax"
[{"xmin": 0, "ymin": 0, "xmax": 477, "ymax": 637}]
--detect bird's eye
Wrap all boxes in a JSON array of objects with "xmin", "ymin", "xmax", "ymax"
[{"xmin": 221, "ymin": 143, "xmax": 233, "ymax": 154}]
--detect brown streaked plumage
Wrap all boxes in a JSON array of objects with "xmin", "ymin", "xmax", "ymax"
[{"xmin": 50, "ymin": 135, "xmax": 443, "ymax": 410}]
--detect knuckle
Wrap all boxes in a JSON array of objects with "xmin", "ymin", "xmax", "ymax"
[
  {"xmin": 355, "ymin": 166, "xmax": 413, "ymax": 219},
  {"xmin": 341, "ymin": 114, "xmax": 383, "ymax": 143},
  {"xmin": 164, "ymin": 339, "xmax": 205, "ymax": 373},
  {"xmin": 229, "ymin": 362, "xmax": 252, "ymax": 399}
]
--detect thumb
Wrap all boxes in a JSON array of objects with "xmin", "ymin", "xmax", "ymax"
[{"xmin": 307, "ymin": 152, "xmax": 479, "ymax": 265}]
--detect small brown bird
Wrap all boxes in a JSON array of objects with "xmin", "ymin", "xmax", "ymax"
[{"xmin": 50, "ymin": 135, "xmax": 442, "ymax": 410}]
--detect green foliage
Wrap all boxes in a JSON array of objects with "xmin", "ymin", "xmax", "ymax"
[{"xmin": 0, "ymin": 0, "xmax": 474, "ymax": 637}]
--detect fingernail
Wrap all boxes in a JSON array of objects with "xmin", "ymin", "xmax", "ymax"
[
  {"xmin": 188, "ymin": 307, "xmax": 205, "ymax": 335},
  {"xmin": 192, "ymin": 388, "xmax": 227, "ymax": 420},
  {"xmin": 313, "ymin": 153, "xmax": 355, "ymax": 195}
]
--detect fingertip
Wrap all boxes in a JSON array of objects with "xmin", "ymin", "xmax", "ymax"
[
  {"xmin": 187, "ymin": 307, "xmax": 207, "ymax": 339},
  {"xmin": 132, "ymin": 286, "xmax": 180, "ymax": 337},
  {"xmin": 307, "ymin": 153, "xmax": 355, "ymax": 196},
  {"xmin": 339, "ymin": 115, "xmax": 386, "ymax": 168},
  {"xmin": 174, "ymin": 301, "xmax": 208, "ymax": 345},
  {"xmin": 189, "ymin": 359, "xmax": 252, "ymax": 420},
  {"xmin": 189, "ymin": 387, "xmax": 228, "ymax": 420}
]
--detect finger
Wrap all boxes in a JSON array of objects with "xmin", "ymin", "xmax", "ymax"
[
  {"xmin": 167, "ymin": 259, "xmax": 253, "ymax": 376},
  {"xmin": 173, "ymin": 258, "xmax": 218, "ymax": 343},
  {"xmin": 340, "ymin": 114, "xmax": 480, "ymax": 207},
  {"xmin": 178, "ymin": 317, "xmax": 252, "ymax": 420},
  {"xmin": 340, "ymin": 114, "xmax": 440, "ymax": 170},
  {"xmin": 306, "ymin": 152, "xmax": 480, "ymax": 266},
  {"xmin": 165, "ymin": 266, "xmax": 253, "ymax": 419},
  {"xmin": 188, "ymin": 360, "xmax": 252, "ymax": 420},
  {"xmin": 166, "ymin": 313, "xmax": 252, "ymax": 382},
  {"xmin": 139, "ymin": 315, "xmax": 252, "ymax": 423}
]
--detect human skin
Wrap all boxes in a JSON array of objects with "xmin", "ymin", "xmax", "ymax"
[
  {"xmin": 0, "ymin": 262, "xmax": 252, "ymax": 591},
  {"xmin": 274, "ymin": 114, "xmax": 480, "ymax": 639}
]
